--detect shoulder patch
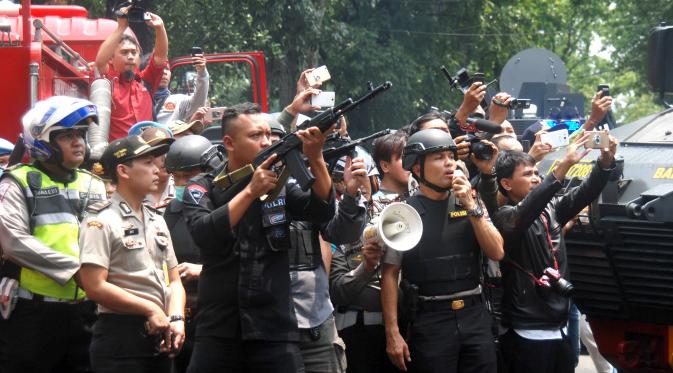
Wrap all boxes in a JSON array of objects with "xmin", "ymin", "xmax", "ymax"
[
  {"xmin": 86, "ymin": 200, "xmax": 112, "ymax": 213},
  {"xmin": 186, "ymin": 184, "xmax": 207, "ymax": 204}
]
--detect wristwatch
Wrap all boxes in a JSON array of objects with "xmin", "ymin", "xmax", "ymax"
[
  {"xmin": 169, "ymin": 315, "xmax": 185, "ymax": 323},
  {"xmin": 467, "ymin": 203, "xmax": 484, "ymax": 218}
]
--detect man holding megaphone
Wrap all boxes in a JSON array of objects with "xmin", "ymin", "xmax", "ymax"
[{"xmin": 380, "ymin": 128, "xmax": 504, "ymax": 373}]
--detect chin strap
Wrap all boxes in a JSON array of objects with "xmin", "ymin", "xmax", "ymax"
[{"xmin": 417, "ymin": 156, "xmax": 451, "ymax": 193}]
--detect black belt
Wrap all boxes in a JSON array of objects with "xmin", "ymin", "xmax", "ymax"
[{"xmin": 419, "ymin": 294, "xmax": 483, "ymax": 312}]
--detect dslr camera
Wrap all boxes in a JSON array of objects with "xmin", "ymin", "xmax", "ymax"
[
  {"xmin": 539, "ymin": 267, "xmax": 574, "ymax": 297},
  {"xmin": 445, "ymin": 111, "xmax": 497, "ymax": 161},
  {"xmin": 115, "ymin": 1, "xmax": 151, "ymax": 23}
]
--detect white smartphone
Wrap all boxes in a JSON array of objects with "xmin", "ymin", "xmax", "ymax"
[
  {"xmin": 310, "ymin": 91, "xmax": 335, "ymax": 108},
  {"xmin": 540, "ymin": 129, "xmax": 569, "ymax": 149},
  {"xmin": 306, "ymin": 65, "xmax": 331, "ymax": 86}
]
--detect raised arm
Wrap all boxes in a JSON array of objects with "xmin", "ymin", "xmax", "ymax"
[
  {"xmin": 145, "ymin": 13, "xmax": 168, "ymax": 67},
  {"xmin": 95, "ymin": 14, "xmax": 128, "ymax": 74}
]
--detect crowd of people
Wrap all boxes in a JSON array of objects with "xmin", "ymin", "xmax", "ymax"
[{"xmin": 0, "ymin": 7, "xmax": 623, "ymax": 373}]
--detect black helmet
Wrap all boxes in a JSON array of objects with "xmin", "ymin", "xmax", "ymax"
[
  {"xmin": 165, "ymin": 135, "xmax": 225, "ymax": 173},
  {"xmin": 402, "ymin": 129, "xmax": 456, "ymax": 170}
]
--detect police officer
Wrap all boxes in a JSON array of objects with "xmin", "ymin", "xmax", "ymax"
[
  {"xmin": 290, "ymin": 154, "xmax": 370, "ymax": 373},
  {"xmin": 78, "ymin": 135, "xmax": 186, "ymax": 373},
  {"xmin": 0, "ymin": 96, "xmax": 106, "ymax": 372},
  {"xmin": 163, "ymin": 134, "xmax": 224, "ymax": 373},
  {"xmin": 330, "ymin": 131, "xmax": 409, "ymax": 373},
  {"xmin": 182, "ymin": 99, "xmax": 334, "ymax": 372},
  {"xmin": 0, "ymin": 137, "xmax": 14, "ymax": 174},
  {"xmin": 380, "ymin": 129, "xmax": 504, "ymax": 373}
]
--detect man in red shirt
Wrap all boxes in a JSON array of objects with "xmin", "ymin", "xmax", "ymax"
[{"xmin": 94, "ymin": 8, "xmax": 168, "ymax": 141}]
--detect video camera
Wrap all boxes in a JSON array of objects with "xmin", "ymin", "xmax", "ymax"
[
  {"xmin": 441, "ymin": 66, "xmax": 495, "ymax": 110},
  {"xmin": 115, "ymin": 1, "xmax": 151, "ymax": 23},
  {"xmin": 444, "ymin": 110, "xmax": 503, "ymax": 161}
]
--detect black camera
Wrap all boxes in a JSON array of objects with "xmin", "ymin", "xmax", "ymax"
[
  {"xmin": 115, "ymin": 1, "xmax": 151, "ymax": 23},
  {"xmin": 540, "ymin": 267, "xmax": 574, "ymax": 297},
  {"xmin": 461, "ymin": 134, "xmax": 492, "ymax": 161},
  {"xmin": 509, "ymin": 98, "xmax": 531, "ymax": 110},
  {"xmin": 190, "ymin": 46, "xmax": 203, "ymax": 56},
  {"xmin": 446, "ymin": 113, "xmax": 497, "ymax": 161},
  {"xmin": 454, "ymin": 68, "xmax": 486, "ymax": 92}
]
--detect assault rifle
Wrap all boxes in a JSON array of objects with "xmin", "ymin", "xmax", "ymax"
[
  {"xmin": 213, "ymin": 81, "xmax": 392, "ymax": 200},
  {"xmin": 323, "ymin": 129, "xmax": 391, "ymax": 173}
]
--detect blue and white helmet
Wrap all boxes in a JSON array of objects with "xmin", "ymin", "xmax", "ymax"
[{"xmin": 22, "ymin": 96, "xmax": 98, "ymax": 161}]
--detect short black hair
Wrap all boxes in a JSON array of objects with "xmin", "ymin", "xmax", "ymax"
[
  {"xmin": 372, "ymin": 131, "xmax": 407, "ymax": 177},
  {"xmin": 110, "ymin": 160, "xmax": 134, "ymax": 184},
  {"xmin": 495, "ymin": 150, "xmax": 536, "ymax": 196},
  {"xmin": 221, "ymin": 102, "xmax": 261, "ymax": 135},
  {"xmin": 119, "ymin": 34, "xmax": 141, "ymax": 52},
  {"xmin": 406, "ymin": 111, "xmax": 450, "ymax": 136}
]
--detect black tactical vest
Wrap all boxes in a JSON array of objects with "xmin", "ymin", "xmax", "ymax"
[
  {"xmin": 287, "ymin": 220, "xmax": 322, "ymax": 271},
  {"xmin": 401, "ymin": 193, "xmax": 481, "ymax": 296}
]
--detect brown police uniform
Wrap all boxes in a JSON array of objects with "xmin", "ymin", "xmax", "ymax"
[
  {"xmin": 79, "ymin": 135, "xmax": 178, "ymax": 373},
  {"xmin": 80, "ymin": 192, "xmax": 178, "ymax": 313}
]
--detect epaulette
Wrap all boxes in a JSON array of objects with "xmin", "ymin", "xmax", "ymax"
[
  {"xmin": 86, "ymin": 200, "xmax": 112, "ymax": 213},
  {"xmin": 144, "ymin": 203, "xmax": 165, "ymax": 216},
  {"xmin": 3, "ymin": 164, "xmax": 24, "ymax": 173}
]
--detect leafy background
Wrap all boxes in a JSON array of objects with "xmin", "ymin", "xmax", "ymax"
[{"xmin": 36, "ymin": 0, "xmax": 673, "ymax": 137}]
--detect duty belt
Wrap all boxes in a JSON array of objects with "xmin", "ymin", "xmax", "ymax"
[
  {"xmin": 17, "ymin": 287, "xmax": 82, "ymax": 304},
  {"xmin": 418, "ymin": 285, "xmax": 482, "ymax": 311}
]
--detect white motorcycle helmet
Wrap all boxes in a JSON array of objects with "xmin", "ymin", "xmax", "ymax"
[{"xmin": 22, "ymin": 96, "xmax": 98, "ymax": 163}]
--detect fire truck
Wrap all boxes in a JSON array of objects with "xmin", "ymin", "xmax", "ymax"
[{"xmin": 0, "ymin": 0, "xmax": 268, "ymax": 144}]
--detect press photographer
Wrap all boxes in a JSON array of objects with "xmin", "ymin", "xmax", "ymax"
[{"xmin": 493, "ymin": 131, "xmax": 618, "ymax": 373}]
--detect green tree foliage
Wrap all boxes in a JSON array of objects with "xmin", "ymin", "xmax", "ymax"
[{"xmin": 39, "ymin": 0, "xmax": 673, "ymax": 133}]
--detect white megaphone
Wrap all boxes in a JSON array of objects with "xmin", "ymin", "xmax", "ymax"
[{"xmin": 362, "ymin": 202, "xmax": 423, "ymax": 251}]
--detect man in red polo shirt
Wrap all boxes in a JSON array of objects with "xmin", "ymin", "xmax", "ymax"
[{"xmin": 94, "ymin": 8, "xmax": 168, "ymax": 141}]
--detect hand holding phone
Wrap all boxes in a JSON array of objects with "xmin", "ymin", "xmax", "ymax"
[
  {"xmin": 190, "ymin": 46, "xmax": 203, "ymax": 56},
  {"xmin": 540, "ymin": 129, "xmax": 569, "ymax": 149},
  {"xmin": 205, "ymin": 107, "xmax": 226, "ymax": 122},
  {"xmin": 584, "ymin": 131, "xmax": 609, "ymax": 149},
  {"xmin": 306, "ymin": 66, "xmax": 331, "ymax": 86},
  {"xmin": 310, "ymin": 91, "xmax": 335, "ymax": 108}
]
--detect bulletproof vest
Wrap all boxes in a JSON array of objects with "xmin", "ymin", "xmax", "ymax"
[
  {"xmin": 287, "ymin": 220, "xmax": 322, "ymax": 271},
  {"xmin": 401, "ymin": 193, "xmax": 481, "ymax": 296}
]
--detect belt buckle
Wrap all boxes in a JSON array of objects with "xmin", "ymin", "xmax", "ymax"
[{"xmin": 451, "ymin": 299, "xmax": 464, "ymax": 310}]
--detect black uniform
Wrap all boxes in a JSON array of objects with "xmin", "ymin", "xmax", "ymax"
[
  {"xmin": 182, "ymin": 167, "xmax": 335, "ymax": 372},
  {"xmin": 330, "ymin": 189, "xmax": 403, "ymax": 373},
  {"xmin": 163, "ymin": 198, "xmax": 200, "ymax": 373},
  {"xmin": 494, "ymin": 163, "xmax": 612, "ymax": 373},
  {"xmin": 386, "ymin": 192, "xmax": 496, "ymax": 373}
]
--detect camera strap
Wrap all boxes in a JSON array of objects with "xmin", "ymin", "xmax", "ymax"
[
  {"xmin": 503, "ymin": 212, "xmax": 559, "ymax": 286},
  {"xmin": 539, "ymin": 213, "xmax": 559, "ymax": 271}
]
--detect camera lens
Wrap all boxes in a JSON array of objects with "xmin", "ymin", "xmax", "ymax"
[
  {"xmin": 470, "ymin": 141, "xmax": 494, "ymax": 161},
  {"xmin": 554, "ymin": 278, "xmax": 574, "ymax": 297},
  {"xmin": 593, "ymin": 135, "xmax": 601, "ymax": 145}
]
